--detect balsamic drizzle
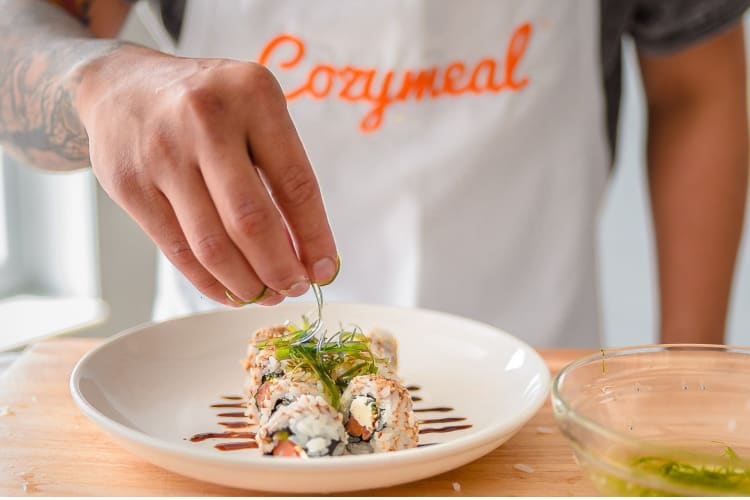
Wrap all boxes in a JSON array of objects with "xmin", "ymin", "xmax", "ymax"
[{"xmin": 192, "ymin": 384, "xmax": 472, "ymax": 451}]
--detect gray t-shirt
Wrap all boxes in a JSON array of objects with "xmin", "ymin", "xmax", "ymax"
[{"xmin": 138, "ymin": 0, "xmax": 749, "ymax": 156}]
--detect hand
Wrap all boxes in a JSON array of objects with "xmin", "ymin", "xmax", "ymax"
[{"xmin": 75, "ymin": 45, "xmax": 338, "ymax": 306}]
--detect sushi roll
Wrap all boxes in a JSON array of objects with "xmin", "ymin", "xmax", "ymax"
[
  {"xmin": 367, "ymin": 327, "xmax": 399, "ymax": 370},
  {"xmin": 251, "ymin": 374, "xmax": 323, "ymax": 425},
  {"xmin": 242, "ymin": 325, "xmax": 289, "ymax": 399},
  {"xmin": 365, "ymin": 328, "xmax": 401, "ymax": 381},
  {"xmin": 256, "ymin": 394, "xmax": 347, "ymax": 457},
  {"xmin": 324, "ymin": 328, "xmax": 397, "ymax": 386},
  {"xmin": 248, "ymin": 324, "xmax": 288, "ymax": 345},
  {"xmin": 339, "ymin": 374, "xmax": 418, "ymax": 454}
]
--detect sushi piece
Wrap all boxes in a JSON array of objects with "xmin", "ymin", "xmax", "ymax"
[
  {"xmin": 252, "ymin": 374, "xmax": 323, "ymax": 425},
  {"xmin": 320, "ymin": 327, "xmax": 398, "ymax": 387},
  {"xmin": 339, "ymin": 374, "xmax": 418, "ymax": 454},
  {"xmin": 242, "ymin": 325, "xmax": 289, "ymax": 399},
  {"xmin": 248, "ymin": 324, "xmax": 288, "ymax": 345},
  {"xmin": 365, "ymin": 327, "xmax": 400, "ymax": 381},
  {"xmin": 255, "ymin": 394, "xmax": 347, "ymax": 457},
  {"xmin": 367, "ymin": 327, "xmax": 399, "ymax": 370}
]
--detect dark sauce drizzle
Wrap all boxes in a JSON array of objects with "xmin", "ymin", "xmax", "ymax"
[
  {"xmin": 419, "ymin": 424, "xmax": 473, "ymax": 435},
  {"xmin": 219, "ymin": 421, "xmax": 253, "ymax": 428},
  {"xmin": 418, "ymin": 417, "xmax": 466, "ymax": 425},
  {"xmin": 215, "ymin": 441, "xmax": 258, "ymax": 451},
  {"xmin": 193, "ymin": 387, "xmax": 471, "ymax": 451},
  {"xmin": 414, "ymin": 406, "xmax": 454, "ymax": 413},
  {"xmin": 216, "ymin": 411, "xmax": 246, "ymax": 418},
  {"xmin": 190, "ymin": 431, "xmax": 255, "ymax": 442}
]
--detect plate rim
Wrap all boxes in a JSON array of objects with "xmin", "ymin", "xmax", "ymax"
[{"xmin": 70, "ymin": 302, "xmax": 551, "ymax": 471}]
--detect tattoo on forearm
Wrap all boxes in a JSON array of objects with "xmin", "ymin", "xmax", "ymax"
[
  {"xmin": 0, "ymin": 0, "xmax": 123, "ymax": 170},
  {"xmin": 0, "ymin": 47, "xmax": 90, "ymax": 167}
]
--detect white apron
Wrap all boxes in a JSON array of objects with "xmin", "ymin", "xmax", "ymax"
[{"xmin": 148, "ymin": 0, "xmax": 610, "ymax": 348}]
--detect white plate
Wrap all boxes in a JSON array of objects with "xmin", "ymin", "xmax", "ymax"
[{"xmin": 70, "ymin": 303, "xmax": 549, "ymax": 493}]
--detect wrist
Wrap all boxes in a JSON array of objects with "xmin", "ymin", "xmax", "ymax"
[{"xmin": 72, "ymin": 43, "xmax": 169, "ymax": 126}]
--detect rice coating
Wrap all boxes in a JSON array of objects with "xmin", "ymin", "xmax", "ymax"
[
  {"xmin": 252, "ymin": 374, "xmax": 323, "ymax": 425},
  {"xmin": 242, "ymin": 325, "xmax": 288, "ymax": 399},
  {"xmin": 339, "ymin": 374, "xmax": 418, "ymax": 453},
  {"xmin": 367, "ymin": 327, "xmax": 399, "ymax": 370},
  {"xmin": 256, "ymin": 394, "xmax": 347, "ymax": 457}
]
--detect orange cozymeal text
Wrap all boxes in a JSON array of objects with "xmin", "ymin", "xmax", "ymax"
[{"xmin": 258, "ymin": 22, "xmax": 532, "ymax": 132}]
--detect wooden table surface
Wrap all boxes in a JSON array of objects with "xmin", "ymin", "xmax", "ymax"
[{"xmin": 0, "ymin": 338, "xmax": 599, "ymax": 496}]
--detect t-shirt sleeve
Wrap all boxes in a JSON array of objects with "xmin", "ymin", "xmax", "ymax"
[{"xmin": 628, "ymin": 0, "xmax": 750, "ymax": 54}]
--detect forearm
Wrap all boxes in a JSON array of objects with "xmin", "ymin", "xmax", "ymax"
[
  {"xmin": 1, "ymin": 1, "xmax": 338, "ymax": 307},
  {"xmin": 647, "ymin": 97, "xmax": 748, "ymax": 344},
  {"xmin": 0, "ymin": 0, "xmax": 128, "ymax": 170}
]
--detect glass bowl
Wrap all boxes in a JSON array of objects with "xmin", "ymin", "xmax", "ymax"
[{"xmin": 552, "ymin": 345, "xmax": 750, "ymax": 496}]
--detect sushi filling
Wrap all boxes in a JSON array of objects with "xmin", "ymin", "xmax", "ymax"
[
  {"xmin": 270, "ymin": 431, "xmax": 302, "ymax": 457},
  {"xmin": 255, "ymin": 382, "xmax": 294, "ymax": 415},
  {"xmin": 346, "ymin": 395, "xmax": 383, "ymax": 442},
  {"xmin": 260, "ymin": 355, "xmax": 284, "ymax": 383},
  {"xmin": 269, "ymin": 428, "xmax": 344, "ymax": 458}
]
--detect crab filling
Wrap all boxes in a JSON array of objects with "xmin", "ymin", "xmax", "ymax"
[{"xmin": 346, "ymin": 395, "xmax": 380, "ymax": 441}]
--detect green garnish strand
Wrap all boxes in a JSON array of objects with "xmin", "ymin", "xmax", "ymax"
[
  {"xmin": 319, "ymin": 342, "xmax": 371, "ymax": 352},
  {"xmin": 273, "ymin": 430, "xmax": 290, "ymax": 441},
  {"xmin": 335, "ymin": 362, "xmax": 370, "ymax": 386},
  {"xmin": 284, "ymin": 323, "xmax": 299, "ymax": 334},
  {"xmin": 296, "ymin": 346, "xmax": 340, "ymax": 407},
  {"xmin": 627, "ymin": 454, "xmax": 750, "ymax": 494},
  {"xmin": 250, "ymin": 284, "xmax": 388, "ymax": 409},
  {"xmin": 723, "ymin": 445, "xmax": 740, "ymax": 462}
]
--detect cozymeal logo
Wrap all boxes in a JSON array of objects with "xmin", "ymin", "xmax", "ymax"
[{"xmin": 257, "ymin": 22, "xmax": 532, "ymax": 133}]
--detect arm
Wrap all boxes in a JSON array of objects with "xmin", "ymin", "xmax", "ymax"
[
  {"xmin": 0, "ymin": 0, "xmax": 130, "ymax": 170},
  {"xmin": 638, "ymin": 23, "xmax": 748, "ymax": 344},
  {"xmin": 0, "ymin": 0, "xmax": 338, "ymax": 307}
]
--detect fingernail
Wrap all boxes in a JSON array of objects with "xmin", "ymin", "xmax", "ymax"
[
  {"xmin": 281, "ymin": 278, "xmax": 310, "ymax": 297},
  {"xmin": 313, "ymin": 254, "xmax": 340, "ymax": 285},
  {"xmin": 225, "ymin": 287, "xmax": 267, "ymax": 306}
]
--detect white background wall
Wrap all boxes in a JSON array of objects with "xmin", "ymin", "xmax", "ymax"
[{"xmin": 82, "ymin": 10, "xmax": 750, "ymax": 346}]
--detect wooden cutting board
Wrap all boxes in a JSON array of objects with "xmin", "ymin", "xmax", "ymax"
[{"xmin": 0, "ymin": 339, "xmax": 598, "ymax": 496}]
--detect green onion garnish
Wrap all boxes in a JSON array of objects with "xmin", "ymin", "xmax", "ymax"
[{"xmin": 253, "ymin": 285, "xmax": 382, "ymax": 408}]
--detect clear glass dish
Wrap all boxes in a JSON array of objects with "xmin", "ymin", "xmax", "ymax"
[{"xmin": 552, "ymin": 345, "xmax": 750, "ymax": 496}]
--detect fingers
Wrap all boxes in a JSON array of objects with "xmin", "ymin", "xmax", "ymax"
[
  {"xmin": 242, "ymin": 68, "xmax": 338, "ymax": 284},
  {"xmin": 93, "ymin": 60, "xmax": 339, "ymax": 311},
  {"xmin": 115, "ymin": 185, "xmax": 232, "ymax": 306},
  {"xmin": 125, "ymin": 183, "xmax": 286, "ymax": 307},
  {"xmin": 196, "ymin": 138, "xmax": 312, "ymax": 296},
  {"xmin": 156, "ymin": 163, "xmax": 285, "ymax": 305}
]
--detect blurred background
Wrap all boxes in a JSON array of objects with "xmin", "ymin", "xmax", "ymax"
[{"xmin": 0, "ymin": 5, "xmax": 748, "ymax": 352}]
